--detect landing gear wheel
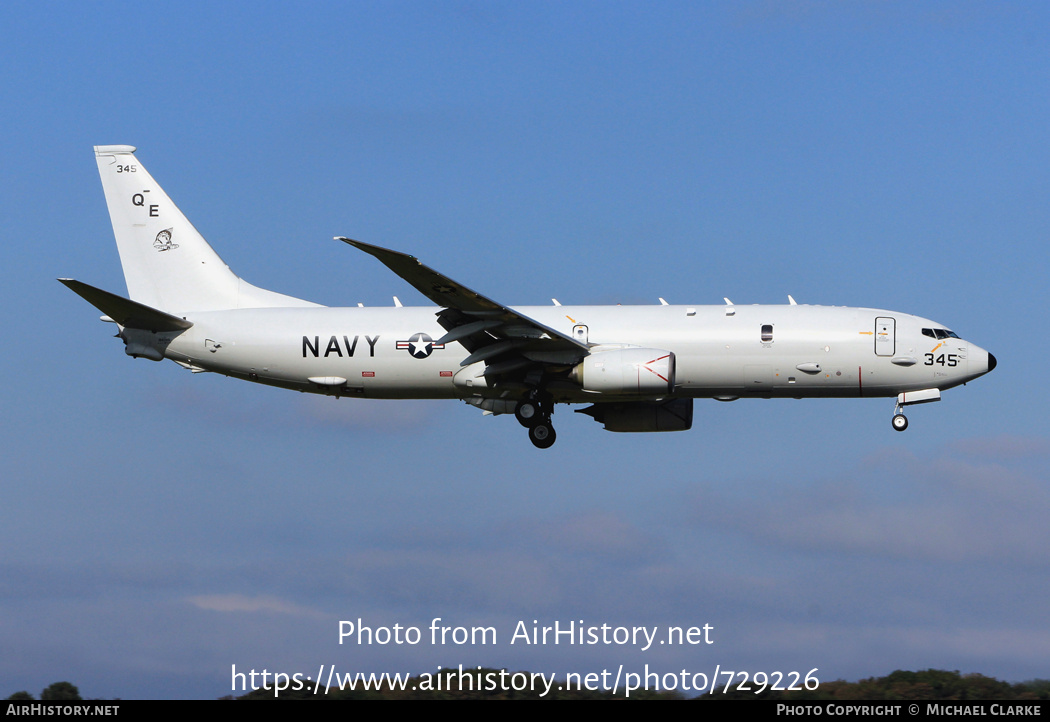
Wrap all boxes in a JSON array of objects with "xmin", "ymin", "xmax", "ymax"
[
  {"xmin": 529, "ymin": 422, "xmax": 556, "ymax": 449},
  {"xmin": 515, "ymin": 400, "xmax": 541, "ymax": 428},
  {"xmin": 892, "ymin": 413, "xmax": 909, "ymax": 432}
]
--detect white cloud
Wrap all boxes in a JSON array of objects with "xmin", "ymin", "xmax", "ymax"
[{"xmin": 186, "ymin": 594, "xmax": 323, "ymax": 618}]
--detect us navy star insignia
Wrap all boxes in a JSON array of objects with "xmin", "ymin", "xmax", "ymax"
[{"xmin": 396, "ymin": 332, "xmax": 445, "ymax": 359}]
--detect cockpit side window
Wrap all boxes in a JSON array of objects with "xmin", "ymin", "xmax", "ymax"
[{"xmin": 923, "ymin": 328, "xmax": 936, "ymax": 338}]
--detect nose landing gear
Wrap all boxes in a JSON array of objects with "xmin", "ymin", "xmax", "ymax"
[
  {"xmin": 890, "ymin": 388, "xmax": 941, "ymax": 432},
  {"xmin": 892, "ymin": 398, "xmax": 908, "ymax": 431}
]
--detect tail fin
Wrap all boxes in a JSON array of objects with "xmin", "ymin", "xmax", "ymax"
[{"xmin": 94, "ymin": 145, "xmax": 319, "ymax": 312}]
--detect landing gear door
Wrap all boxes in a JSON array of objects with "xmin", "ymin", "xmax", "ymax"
[{"xmin": 875, "ymin": 317, "xmax": 895, "ymax": 357}]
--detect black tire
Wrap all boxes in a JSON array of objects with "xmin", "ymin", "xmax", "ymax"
[
  {"xmin": 529, "ymin": 422, "xmax": 557, "ymax": 449},
  {"xmin": 515, "ymin": 400, "xmax": 541, "ymax": 428},
  {"xmin": 892, "ymin": 414, "xmax": 908, "ymax": 432}
]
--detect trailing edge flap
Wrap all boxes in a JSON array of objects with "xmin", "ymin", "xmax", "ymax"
[
  {"xmin": 59, "ymin": 279, "xmax": 193, "ymax": 332},
  {"xmin": 336, "ymin": 238, "xmax": 587, "ymax": 358}
]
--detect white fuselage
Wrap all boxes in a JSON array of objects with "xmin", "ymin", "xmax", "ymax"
[{"xmin": 163, "ymin": 302, "xmax": 993, "ymax": 403}]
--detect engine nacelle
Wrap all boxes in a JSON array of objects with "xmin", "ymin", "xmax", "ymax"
[
  {"xmin": 577, "ymin": 398, "xmax": 693, "ymax": 432},
  {"xmin": 572, "ymin": 348, "xmax": 676, "ymax": 395}
]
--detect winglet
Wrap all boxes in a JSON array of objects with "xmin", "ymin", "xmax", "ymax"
[{"xmin": 336, "ymin": 237, "xmax": 425, "ymax": 272}]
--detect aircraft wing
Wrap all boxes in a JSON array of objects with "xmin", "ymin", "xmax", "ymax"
[{"xmin": 337, "ymin": 238, "xmax": 588, "ymax": 373}]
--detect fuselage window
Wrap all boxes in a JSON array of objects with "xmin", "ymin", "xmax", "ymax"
[{"xmin": 761, "ymin": 324, "xmax": 773, "ymax": 342}]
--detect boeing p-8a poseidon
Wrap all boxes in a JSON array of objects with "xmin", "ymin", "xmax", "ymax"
[{"xmin": 62, "ymin": 146, "xmax": 996, "ymax": 448}]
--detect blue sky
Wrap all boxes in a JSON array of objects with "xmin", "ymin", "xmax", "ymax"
[{"xmin": 1, "ymin": 1, "xmax": 1047, "ymax": 699}]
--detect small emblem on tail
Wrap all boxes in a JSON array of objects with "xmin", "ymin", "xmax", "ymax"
[{"xmin": 153, "ymin": 228, "xmax": 179, "ymax": 252}]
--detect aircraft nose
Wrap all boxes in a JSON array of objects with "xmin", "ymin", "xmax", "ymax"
[{"xmin": 970, "ymin": 346, "xmax": 995, "ymax": 377}]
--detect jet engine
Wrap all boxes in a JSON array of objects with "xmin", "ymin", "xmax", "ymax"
[{"xmin": 571, "ymin": 348, "xmax": 676, "ymax": 395}]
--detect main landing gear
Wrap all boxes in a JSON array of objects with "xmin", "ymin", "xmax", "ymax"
[
  {"xmin": 516, "ymin": 393, "xmax": 556, "ymax": 449},
  {"xmin": 528, "ymin": 422, "xmax": 556, "ymax": 449}
]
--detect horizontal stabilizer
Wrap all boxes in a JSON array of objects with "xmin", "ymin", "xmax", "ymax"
[{"xmin": 58, "ymin": 279, "xmax": 193, "ymax": 332}]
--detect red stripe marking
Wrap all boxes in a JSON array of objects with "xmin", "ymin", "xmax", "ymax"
[{"xmin": 643, "ymin": 355, "xmax": 672, "ymax": 383}]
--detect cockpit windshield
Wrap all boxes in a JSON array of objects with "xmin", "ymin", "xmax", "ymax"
[{"xmin": 922, "ymin": 328, "xmax": 960, "ymax": 340}]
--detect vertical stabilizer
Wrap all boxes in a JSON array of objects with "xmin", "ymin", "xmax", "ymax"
[{"xmin": 93, "ymin": 145, "xmax": 319, "ymax": 312}]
